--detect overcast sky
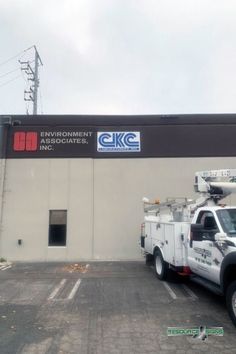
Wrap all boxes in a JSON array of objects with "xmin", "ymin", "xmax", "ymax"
[{"xmin": 0, "ymin": 0, "xmax": 236, "ymax": 115}]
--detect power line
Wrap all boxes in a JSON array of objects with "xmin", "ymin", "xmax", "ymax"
[
  {"xmin": 0, "ymin": 75, "xmax": 22, "ymax": 88},
  {"xmin": 0, "ymin": 45, "xmax": 43, "ymax": 114},
  {"xmin": 0, "ymin": 60, "xmax": 34, "ymax": 82},
  {"xmin": 0, "ymin": 51, "xmax": 24, "ymax": 67},
  {"xmin": 0, "ymin": 46, "xmax": 34, "ymax": 67},
  {"xmin": 0, "ymin": 67, "xmax": 20, "ymax": 80}
]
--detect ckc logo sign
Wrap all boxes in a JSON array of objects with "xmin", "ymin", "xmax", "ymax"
[{"xmin": 97, "ymin": 132, "xmax": 141, "ymax": 152}]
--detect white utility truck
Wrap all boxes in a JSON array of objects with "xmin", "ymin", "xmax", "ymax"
[{"xmin": 140, "ymin": 169, "xmax": 236, "ymax": 326}]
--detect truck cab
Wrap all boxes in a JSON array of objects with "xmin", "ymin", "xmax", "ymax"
[{"xmin": 188, "ymin": 206, "xmax": 236, "ymax": 285}]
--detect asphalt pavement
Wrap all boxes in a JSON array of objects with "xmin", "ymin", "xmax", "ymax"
[{"xmin": 0, "ymin": 261, "xmax": 236, "ymax": 354}]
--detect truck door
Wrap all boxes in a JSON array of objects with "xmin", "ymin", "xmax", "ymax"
[{"xmin": 188, "ymin": 211, "xmax": 222, "ymax": 284}]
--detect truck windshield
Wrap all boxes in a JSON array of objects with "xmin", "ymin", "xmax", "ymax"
[{"xmin": 216, "ymin": 209, "xmax": 236, "ymax": 236}]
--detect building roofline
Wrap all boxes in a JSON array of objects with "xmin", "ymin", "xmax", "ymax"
[{"xmin": 1, "ymin": 113, "xmax": 236, "ymax": 127}]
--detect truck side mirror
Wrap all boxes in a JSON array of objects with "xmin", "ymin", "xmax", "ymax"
[
  {"xmin": 191, "ymin": 223, "xmax": 204, "ymax": 233},
  {"xmin": 190, "ymin": 223, "xmax": 204, "ymax": 247},
  {"xmin": 214, "ymin": 232, "xmax": 227, "ymax": 242}
]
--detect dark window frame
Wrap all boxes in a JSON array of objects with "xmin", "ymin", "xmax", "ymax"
[{"xmin": 48, "ymin": 210, "xmax": 67, "ymax": 247}]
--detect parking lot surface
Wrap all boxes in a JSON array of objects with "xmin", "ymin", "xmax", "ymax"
[{"xmin": 0, "ymin": 261, "xmax": 236, "ymax": 354}]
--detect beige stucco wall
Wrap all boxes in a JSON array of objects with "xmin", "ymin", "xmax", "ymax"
[{"xmin": 1, "ymin": 157, "xmax": 236, "ymax": 261}]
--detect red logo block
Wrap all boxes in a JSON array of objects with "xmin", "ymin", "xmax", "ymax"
[{"xmin": 13, "ymin": 132, "xmax": 38, "ymax": 151}]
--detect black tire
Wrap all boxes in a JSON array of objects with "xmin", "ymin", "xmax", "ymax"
[
  {"xmin": 154, "ymin": 249, "xmax": 168, "ymax": 280},
  {"xmin": 226, "ymin": 280, "xmax": 236, "ymax": 326}
]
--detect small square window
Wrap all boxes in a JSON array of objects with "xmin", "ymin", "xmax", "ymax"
[{"xmin": 49, "ymin": 210, "xmax": 67, "ymax": 246}]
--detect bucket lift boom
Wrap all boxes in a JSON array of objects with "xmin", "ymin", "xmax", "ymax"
[
  {"xmin": 194, "ymin": 169, "xmax": 236, "ymax": 200},
  {"xmin": 143, "ymin": 169, "xmax": 236, "ymax": 217}
]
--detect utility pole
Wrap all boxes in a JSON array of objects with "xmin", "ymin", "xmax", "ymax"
[
  {"xmin": 20, "ymin": 45, "xmax": 43, "ymax": 115},
  {"xmin": 33, "ymin": 46, "xmax": 42, "ymax": 115}
]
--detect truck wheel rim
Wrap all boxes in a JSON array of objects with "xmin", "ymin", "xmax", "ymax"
[
  {"xmin": 155, "ymin": 255, "xmax": 162, "ymax": 275},
  {"xmin": 232, "ymin": 291, "xmax": 236, "ymax": 317}
]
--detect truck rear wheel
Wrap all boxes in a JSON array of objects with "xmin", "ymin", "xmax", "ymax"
[
  {"xmin": 226, "ymin": 280, "xmax": 236, "ymax": 326},
  {"xmin": 154, "ymin": 249, "xmax": 168, "ymax": 280}
]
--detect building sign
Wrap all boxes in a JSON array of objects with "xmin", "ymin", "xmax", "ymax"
[
  {"xmin": 13, "ymin": 130, "xmax": 93, "ymax": 152},
  {"xmin": 97, "ymin": 132, "xmax": 141, "ymax": 152},
  {"xmin": 2, "ymin": 115, "xmax": 236, "ymax": 158},
  {"xmin": 7, "ymin": 127, "xmax": 142, "ymax": 158},
  {"xmin": 7, "ymin": 127, "xmax": 144, "ymax": 158},
  {"xmin": 9, "ymin": 128, "xmax": 95, "ymax": 158}
]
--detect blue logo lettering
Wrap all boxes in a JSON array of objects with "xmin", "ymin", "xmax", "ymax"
[{"xmin": 97, "ymin": 132, "xmax": 141, "ymax": 152}]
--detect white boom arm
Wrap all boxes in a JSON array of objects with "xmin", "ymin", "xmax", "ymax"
[
  {"xmin": 143, "ymin": 169, "xmax": 236, "ymax": 217},
  {"xmin": 195, "ymin": 169, "xmax": 236, "ymax": 199}
]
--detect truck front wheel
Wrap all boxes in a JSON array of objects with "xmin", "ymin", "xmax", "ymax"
[
  {"xmin": 226, "ymin": 280, "xmax": 236, "ymax": 326},
  {"xmin": 154, "ymin": 249, "xmax": 168, "ymax": 280}
]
